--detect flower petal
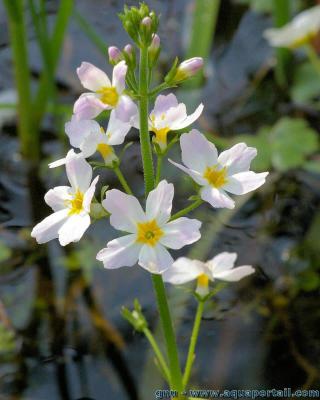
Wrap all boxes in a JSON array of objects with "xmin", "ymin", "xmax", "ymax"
[
  {"xmin": 152, "ymin": 94, "xmax": 179, "ymax": 116},
  {"xmin": 49, "ymin": 157, "xmax": 67, "ymax": 168},
  {"xmin": 162, "ymin": 257, "xmax": 204, "ymax": 285},
  {"xmin": 83, "ymin": 175, "xmax": 99, "ymax": 212},
  {"xmin": 44, "ymin": 186, "xmax": 71, "ymax": 211},
  {"xmin": 58, "ymin": 213, "xmax": 91, "ymax": 246},
  {"xmin": 206, "ymin": 252, "xmax": 237, "ymax": 275},
  {"xmin": 138, "ymin": 244, "xmax": 173, "ymax": 273},
  {"xmin": 102, "ymin": 189, "xmax": 146, "ymax": 233},
  {"xmin": 80, "ymin": 130, "xmax": 103, "ymax": 158},
  {"xmin": 146, "ymin": 180, "xmax": 173, "ymax": 225},
  {"xmin": 169, "ymin": 159, "xmax": 207, "ymax": 185},
  {"xmin": 200, "ymin": 186, "xmax": 235, "ymax": 209},
  {"xmin": 160, "ymin": 217, "xmax": 202, "ymax": 249},
  {"xmin": 160, "ymin": 103, "xmax": 187, "ymax": 129},
  {"xmin": 112, "ymin": 61, "xmax": 127, "ymax": 94},
  {"xmin": 180, "ymin": 130, "xmax": 218, "ymax": 174},
  {"xmin": 96, "ymin": 234, "xmax": 140, "ymax": 269},
  {"xmin": 77, "ymin": 62, "xmax": 111, "ymax": 91},
  {"xmin": 114, "ymin": 95, "xmax": 138, "ymax": 123},
  {"xmin": 170, "ymin": 103, "xmax": 204, "ymax": 130},
  {"xmin": 106, "ymin": 110, "xmax": 131, "ymax": 145},
  {"xmin": 31, "ymin": 209, "xmax": 69, "ymax": 244},
  {"xmin": 65, "ymin": 150, "xmax": 92, "ymax": 192},
  {"xmin": 65, "ymin": 115, "xmax": 101, "ymax": 149},
  {"xmin": 218, "ymin": 143, "xmax": 257, "ymax": 175},
  {"xmin": 223, "ymin": 171, "xmax": 268, "ymax": 195},
  {"xmin": 74, "ymin": 93, "xmax": 109, "ymax": 119},
  {"xmin": 213, "ymin": 265, "xmax": 255, "ymax": 282}
]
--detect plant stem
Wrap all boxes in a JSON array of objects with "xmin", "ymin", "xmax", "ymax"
[
  {"xmin": 143, "ymin": 327, "xmax": 171, "ymax": 385},
  {"xmin": 113, "ymin": 166, "xmax": 133, "ymax": 195},
  {"xmin": 152, "ymin": 275, "xmax": 184, "ymax": 393},
  {"xmin": 148, "ymin": 82, "xmax": 169, "ymax": 98},
  {"xmin": 185, "ymin": 0, "xmax": 220, "ymax": 88},
  {"xmin": 182, "ymin": 300, "xmax": 204, "ymax": 389},
  {"xmin": 4, "ymin": 0, "xmax": 35, "ymax": 160},
  {"xmin": 155, "ymin": 155, "xmax": 163, "ymax": 185},
  {"xmin": 31, "ymin": 0, "xmax": 73, "ymax": 131},
  {"xmin": 170, "ymin": 199, "xmax": 203, "ymax": 221},
  {"xmin": 138, "ymin": 43, "xmax": 184, "ymax": 394},
  {"xmin": 139, "ymin": 45, "xmax": 154, "ymax": 195},
  {"xmin": 272, "ymin": 0, "xmax": 291, "ymax": 87},
  {"xmin": 305, "ymin": 43, "xmax": 320, "ymax": 76}
]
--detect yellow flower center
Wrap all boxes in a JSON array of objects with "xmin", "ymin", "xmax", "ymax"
[
  {"xmin": 68, "ymin": 190, "xmax": 84, "ymax": 215},
  {"xmin": 96, "ymin": 86, "xmax": 119, "ymax": 106},
  {"xmin": 203, "ymin": 166, "xmax": 227, "ymax": 188},
  {"xmin": 136, "ymin": 219, "xmax": 164, "ymax": 247},
  {"xmin": 153, "ymin": 127, "xmax": 170, "ymax": 148},
  {"xmin": 291, "ymin": 31, "xmax": 318, "ymax": 48},
  {"xmin": 197, "ymin": 273, "xmax": 209, "ymax": 288},
  {"xmin": 97, "ymin": 143, "xmax": 113, "ymax": 159}
]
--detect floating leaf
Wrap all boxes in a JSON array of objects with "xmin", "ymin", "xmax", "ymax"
[
  {"xmin": 291, "ymin": 62, "xmax": 320, "ymax": 104},
  {"xmin": 270, "ymin": 117, "xmax": 319, "ymax": 171}
]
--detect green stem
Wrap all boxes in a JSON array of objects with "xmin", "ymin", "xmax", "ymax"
[
  {"xmin": 170, "ymin": 199, "xmax": 203, "ymax": 221},
  {"xmin": 113, "ymin": 166, "xmax": 133, "ymax": 195},
  {"xmin": 4, "ymin": 0, "xmax": 35, "ymax": 160},
  {"xmin": 182, "ymin": 300, "xmax": 204, "ymax": 389},
  {"xmin": 139, "ymin": 45, "xmax": 154, "ymax": 195},
  {"xmin": 305, "ymin": 43, "xmax": 320, "ymax": 76},
  {"xmin": 143, "ymin": 327, "xmax": 171, "ymax": 385},
  {"xmin": 155, "ymin": 155, "xmax": 163, "ymax": 185},
  {"xmin": 151, "ymin": 275, "xmax": 183, "ymax": 393},
  {"xmin": 31, "ymin": 0, "xmax": 73, "ymax": 131},
  {"xmin": 138, "ymin": 43, "xmax": 183, "ymax": 394},
  {"xmin": 272, "ymin": 0, "xmax": 291, "ymax": 87},
  {"xmin": 185, "ymin": 0, "xmax": 220, "ymax": 88},
  {"xmin": 148, "ymin": 82, "xmax": 170, "ymax": 98}
]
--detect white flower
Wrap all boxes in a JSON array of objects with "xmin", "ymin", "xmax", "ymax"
[
  {"xmin": 170, "ymin": 129, "xmax": 268, "ymax": 209},
  {"xmin": 264, "ymin": 5, "xmax": 320, "ymax": 48},
  {"xmin": 31, "ymin": 151, "xmax": 99, "ymax": 246},
  {"xmin": 96, "ymin": 180, "xmax": 202, "ymax": 273},
  {"xmin": 74, "ymin": 61, "xmax": 137, "ymax": 122},
  {"xmin": 148, "ymin": 94, "xmax": 203, "ymax": 150},
  {"xmin": 163, "ymin": 252, "xmax": 254, "ymax": 296},
  {"xmin": 49, "ymin": 110, "xmax": 131, "ymax": 168}
]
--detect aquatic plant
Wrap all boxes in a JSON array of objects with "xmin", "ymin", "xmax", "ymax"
[{"xmin": 31, "ymin": 3, "xmax": 268, "ymax": 396}]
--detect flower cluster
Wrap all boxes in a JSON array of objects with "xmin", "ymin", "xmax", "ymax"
[{"xmin": 32, "ymin": 4, "xmax": 268, "ymax": 293}]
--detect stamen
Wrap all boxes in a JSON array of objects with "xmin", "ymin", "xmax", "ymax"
[
  {"xmin": 96, "ymin": 86, "xmax": 119, "ymax": 106},
  {"xmin": 136, "ymin": 219, "xmax": 163, "ymax": 247},
  {"xmin": 203, "ymin": 166, "xmax": 227, "ymax": 188},
  {"xmin": 68, "ymin": 190, "xmax": 84, "ymax": 215}
]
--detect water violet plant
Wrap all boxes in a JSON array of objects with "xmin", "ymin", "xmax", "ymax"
[{"xmin": 31, "ymin": 3, "xmax": 268, "ymax": 396}]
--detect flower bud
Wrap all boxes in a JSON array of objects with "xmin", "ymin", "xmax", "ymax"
[
  {"xmin": 148, "ymin": 34, "xmax": 161, "ymax": 67},
  {"xmin": 141, "ymin": 16, "xmax": 152, "ymax": 27},
  {"xmin": 123, "ymin": 44, "xmax": 136, "ymax": 68},
  {"xmin": 108, "ymin": 46, "xmax": 123, "ymax": 65},
  {"xmin": 124, "ymin": 44, "xmax": 133, "ymax": 55},
  {"xmin": 174, "ymin": 57, "xmax": 204, "ymax": 83}
]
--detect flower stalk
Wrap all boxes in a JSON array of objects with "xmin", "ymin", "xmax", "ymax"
[
  {"xmin": 138, "ymin": 40, "xmax": 184, "ymax": 393},
  {"xmin": 182, "ymin": 299, "xmax": 204, "ymax": 389}
]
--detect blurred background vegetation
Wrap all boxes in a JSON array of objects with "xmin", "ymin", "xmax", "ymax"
[{"xmin": 0, "ymin": 0, "xmax": 320, "ymax": 399}]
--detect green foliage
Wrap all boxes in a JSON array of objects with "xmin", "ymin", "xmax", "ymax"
[
  {"xmin": 270, "ymin": 117, "xmax": 318, "ymax": 171},
  {"xmin": 0, "ymin": 324, "xmax": 16, "ymax": 357},
  {"xmin": 0, "ymin": 242, "xmax": 12, "ymax": 264},
  {"xmin": 235, "ymin": 0, "xmax": 274, "ymax": 13},
  {"xmin": 229, "ymin": 117, "xmax": 319, "ymax": 172},
  {"xmin": 291, "ymin": 62, "xmax": 320, "ymax": 103}
]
